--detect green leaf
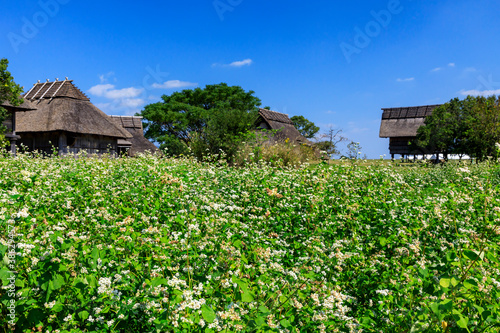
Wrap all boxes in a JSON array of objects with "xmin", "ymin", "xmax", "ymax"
[
  {"xmin": 455, "ymin": 314, "xmax": 469, "ymax": 328},
  {"xmin": 463, "ymin": 250, "xmax": 479, "ymax": 261},
  {"xmin": 379, "ymin": 237, "xmax": 387, "ymax": 247},
  {"xmin": 439, "ymin": 299, "xmax": 453, "ymax": 311},
  {"xmin": 0, "ymin": 268, "xmax": 12, "ymax": 285},
  {"xmin": 440, "ymin": 278, "xmax": 451, "ymax": 288},
  {"xmin": 446, "ymin": 251, "xmax": 457, "ymax": 262},
  {"xmin": 72, "ymin": 277, "xmax": 88, "ymax": 289},
  {"xmin": 15, "ymin": 278, "xmax": 24, "ymax": 288},
  {"xmin": 78, "ymin": 311, "xmax": 89, "ymax": 320},
  {"xmin": 52, "ymin": 274, "xmax": 65, "ymax": 290},
  {"xmin": 258, "ymin": 305, "xmax": 270, "ymax": 314},
  {"xmin": 241, "ymin": 288, "xmax": 254, "ymax": 302},
  {"xmin": 201, "ymin": 304, "xmax": 216, "ymax": 323},
  {"xmin": 52, "ymin": 302, "xmax": 64, "ymax": 312},
  {"xmin": 486, "ymin": 251, "xmax": 499, "ymax": 263},
  {"xmin": 280, "ymin": 318, "xmax": 291, "ymax": 328},
  {"xmin": 464, "ymin": 279, "xmax": 478, "ymax": 289},
  {"xmin": 151, "ymin": 278, "xmax": 168, "ymax": 288},
  {"xmin": 255, "ymin": 315, "xmax": 266, "ymax": 327},
  {"xmin": 45, "ymin": 281, "xmax": 54, "ymax": 303},
  {"xmin": 430, "ymin": 302, "xmax": 440, "ymax": 315},
  {"xmin": 91, "ymin": 248, "xmax": 99, "ymax": 262}
]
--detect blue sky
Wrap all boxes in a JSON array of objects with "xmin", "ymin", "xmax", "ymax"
[{"xmin": 2, "ymin": 0, "xmax": 500, "ymax": 158}]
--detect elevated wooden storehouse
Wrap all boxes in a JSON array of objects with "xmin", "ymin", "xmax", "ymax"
[
  {"xmin": 16, "ymin": 79, "xmax": 134, "ymax": 155},
  {"xmin": 110, "ymin": 116, "xmax": 160, "ymax": 156},
  {"xmin": 379, "ymin": 104, "xmax": 442, "ymax": 158},
  {"xmin": 0, "ymin": 99, "xmax": 37, "ymax": 154},
  {"xmin": 256, "ymin": 108, "xmax": 307, "ymax": 143}
]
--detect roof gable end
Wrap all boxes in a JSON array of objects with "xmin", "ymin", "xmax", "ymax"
[{"xmin": 24, "ymin": 79, "xmax": 90, "ymax": 102}]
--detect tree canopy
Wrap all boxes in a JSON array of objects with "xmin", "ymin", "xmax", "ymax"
[
  {"xmin": 290, "ymin": 115, "xmax": 319, "ymax": 139},
  {"xmin": 0, "ymin": 58, "xmax": 24, "ymax": 135},
  {"xmin": 138, "ymin": 83, "xmax": 261, "ymax": 160},
  {"xmin": 414, "ymin": 95, "xmax": 500, "ymax": 161}
]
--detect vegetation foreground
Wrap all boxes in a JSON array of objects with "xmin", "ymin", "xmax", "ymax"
[{"xmin": 0, "ymin": 155, "xmax": 499, "ymax": 332}]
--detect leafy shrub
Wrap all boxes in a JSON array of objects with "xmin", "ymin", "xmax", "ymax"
[{"xmin": 234, "ymin": 131, "xmax": 319, "ymax": 167}]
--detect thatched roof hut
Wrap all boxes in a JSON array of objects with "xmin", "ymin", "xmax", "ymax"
[
  {"xmin": 256, "ymin": 108, "xmax": 307, "ymax": 143},
  {"xmin": 18, "ymin": 79, "xmax": 131, "ymax": 139},
  {"xmin": 110, "ymin": 116, "xmax": 160, "ymax": 156},
  {"xmin": 15, "ymin": 79, "xmax": 135, "ymax": 155},
  {"xmin": 379, "ymin": 104, "xmax": 442, "ymax": 157}
]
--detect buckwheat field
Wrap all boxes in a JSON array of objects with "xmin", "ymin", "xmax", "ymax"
[{"xmin": 1, "ymin": 154, "xmax": 499, "ymax": 332}]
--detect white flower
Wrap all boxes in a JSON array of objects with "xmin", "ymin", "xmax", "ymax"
[
  {"xmin": 63, "ymin": 314, "xmax": 72, "ymax": 322},
  {"xmin": 97, "ymin": 277, "xmax": 112, "ymax": 294},
  {"xmin": 16, "ymin": 208, "xmax": 29, "ymax": 218},
  {"xmin": 458, "ymin": 167, "xmax": 470, "ymax": 173},
  {"xmin": 44, "ymin": 300, "xmax": 56, "ymax": 309}
]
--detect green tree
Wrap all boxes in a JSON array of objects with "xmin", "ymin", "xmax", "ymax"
[
  {"xmin": 414, "ymin": 95, "xmax": 500, "ymax": 161},
  {"xmin": 138, "ymin": 83, "xmax": 261, "ymax": 160},
  {"xmin": 465, "ymin": 95, "xmax": 500, "ymax": 161},
  {"xmin": 0, "ymin": 59, "xmax": 24, "ymax": 136},
  {"xmin": 414, "ymin": 98, "xmax": 470, "ymax": 160},
  {"xmin": 290, "ymin": 115, "xmax": 319, "ymax": 139}
]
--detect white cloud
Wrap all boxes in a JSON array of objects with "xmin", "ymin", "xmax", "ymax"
[
  {"xmin": 213, "ymin": 58, "xmax": 253, "ymax": 68},
  {"xmin": 448, "ymin": 63, "xmax": 455, "ymax": 67},
  {"xmin": 431, "ymin": 67, "xmax": 442, "ymax": 72},
  {"xmin": 120, "ymin": 98, "xmax": 146, "ymax": 108},
  {"xmin": 460, "ymin": 89, "xmax": 500, "ymax": 96},
  {"xmin": 88, "ymin": 84, "xmax": 115, "ymax": 97},
  {"xmin": 396, "ymin": 77, "xmax": 415, "ymax": 82},
  {"xmin": 105, "ymin": 87, "xmax": 143, "ymax": 99},
  {"xmin": 152, "ymin": 80, "xmax": 198, "ymax": 89},
  {"xmin": 88, "ymin": 84, "xmax": 143, "ymax": 99},
  {"xmin": 88, "ymin": 83, "xmax": 146, "ymax": 115},
  {"xmin": 229, "ymin": 59, "xmax": 253, "ymax": 67}
]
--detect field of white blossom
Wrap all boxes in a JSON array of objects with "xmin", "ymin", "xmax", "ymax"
[{"xmin": 0, "ymin": 154, "xmax": 499, "ymax": 332}]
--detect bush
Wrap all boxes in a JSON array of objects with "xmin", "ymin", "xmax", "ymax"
[{"xmin": 234, "ymin": 131, "xmax": 319, "ymax": 167}]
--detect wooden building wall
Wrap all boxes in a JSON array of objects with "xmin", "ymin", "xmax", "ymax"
[{"xmin": 17, "ymin": 132, "xmax": 118, "ymax": 155}]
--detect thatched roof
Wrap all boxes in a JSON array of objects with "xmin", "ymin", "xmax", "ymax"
[
  {"xmin": 110, "ymin": 116, "xmax": 161, "ymax": 156},
  {"xmin": 257, "ymin": 108, "xmax": 307, "ymax": 143},
  {"xmin": 16, "ymin": 80, "xmax": 131, "ymax": 139},
  {"xmin": 24, "ymin": 79, "xmax": 90, "ymax": 101},
  {"xmin": 379, "ymin": 104, "xmax": 442, "ymax": 138},
  {"xmin": 0, "ymin": 99, "xmax": 37, "ymax": 112}
]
